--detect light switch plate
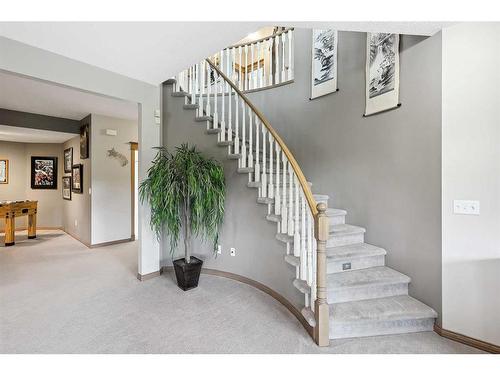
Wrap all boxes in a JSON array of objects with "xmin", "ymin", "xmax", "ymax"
[{"xmin": 453, "ymin": 200, "xmax": 480, "ymax": 215}]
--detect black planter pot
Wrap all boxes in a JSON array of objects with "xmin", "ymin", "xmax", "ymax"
[{"xmin": 173, "ymin": 256, "xmax": 203, "ymax": 291}]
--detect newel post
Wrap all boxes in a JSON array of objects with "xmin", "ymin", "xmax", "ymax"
[{"xmin": 314, "ymin": 202, "xmax": 329, "ymax": 346}]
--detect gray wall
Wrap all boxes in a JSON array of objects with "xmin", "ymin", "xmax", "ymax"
[
  {"xmin": 162, "ymin": 84, "xmax": 304, "ymax": 309},
  {"xmin": 246, "ymin": 29, "xmax": 443, "ymax": 319},
  {"xmin": 0, "ymin": 141, "xmax": 64, "ymax": 231},
  {"xmin": 62, "ymin": 136, "xmax": 91, "ymax": 245},
  {"xmin": 90, "ymin": 114, "xmax": 138, "ymax": 245}
]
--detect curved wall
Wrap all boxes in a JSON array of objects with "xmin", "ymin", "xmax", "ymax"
[{"xmin": 161, "ymin": 83, "xmax": 304, "ymax": 311}]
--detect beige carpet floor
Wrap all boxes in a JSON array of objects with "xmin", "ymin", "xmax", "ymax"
[{"xmin": 0, "ymin": 230, "xmax": 484, "ymax": 354}]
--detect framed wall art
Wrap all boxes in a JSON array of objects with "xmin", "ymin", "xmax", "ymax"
[
  {"xmin": 71, "ymin": 164, "xmax": 83, "ymax": 193},
  {"xmin": 64, "ymin": 147, "xmax": 73, "ymax": 173},
  {"xmin": 62, "ymin": 176, "xmax": 72, "ymax": 200},
  {"xmin": 31, "ymin": 156, "xmax": 58, "ymax": 189},
  {"xmin": 364, "ymin": 33, "xmax": 400, "ymax": 116},
  {"xmin": 0, "ymin": 159, "xmax": 8, "ymax": 184},
  {"xmin": 311, "ymin": 29, "xmax": 338, "ymax": 99},
  {"xmin": 80, "ymin": 116, "xmax": 90, "ymax": 159}
]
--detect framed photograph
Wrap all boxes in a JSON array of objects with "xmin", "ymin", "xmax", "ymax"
[
  {"xmin": 64, "ymin": 147, "xmax": 73, "ymax": 173},
  {"xmin": 31, "ymin": 156, "xmax": 58, "ymax": 189},
  {"xmin": 364, "ymin": 33, "xmax": 400, "ymax": 116},
  {"xmin": 71, "ymin": 164, "xmax": 83, "ymax": 193},
  {"xmin": 80, "ymin": 119, "xmax": 90, "ymax": 160},
  {"xmin": 311, "ymin": 29, "xmax": 338, "ymax": 99},
  {"xmin": 62, "ymin": 176, "xmax": 72, "ymax": 200},
  {"xmin": 0, "ymin": 159, "xmax": 8, "ymax": 184}
]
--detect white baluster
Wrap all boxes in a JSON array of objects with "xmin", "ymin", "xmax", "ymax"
[
  {"xmin": 189, "ymin": 66, "xmax": 194, "ymax": 105},
  {"xmin": 261, "ymin": 126, "xmax": 267, "ymax": 198},
  {"xmin": 255, "ymin": 118, "xmax": 260, "ymax": 183},
  {"xmin": 220, "ymin": 51, "xmax": 226, "ymax": 141},
  {"xmin": 245, "ymin": 45, "xmax": 249, "ymax": 91},
  {"xmin": 275, "ymin": 145, "xmax": 281, "ymax": 216},
  {"xmin": 199, "ymin": 61, "xmax": 206, "ymax": 117},
  {"xmin": 281, "ymin": 158, "xmax": 288, "ymax": 234},
  {"xmin": 307, "ymin": 209, "xmax": 313, "ymax": 286},
  {"xmin": 228, "ymin": 84, "xmax": 233, "ymax": 144},
  {"xmin": 231, "ymin": 47, "xmax": 237, "ymax": 84},
  {"xmin": 193, "ymin": 64, "xmax": 198, "ymax": 106},
  {"xmin": 248, "ymin": 110, "xmax": 253, "ymax": 171},
  {"xmin": 206, "ymin": 62, "xmax": 211, "ymax": 121},
  {"xmin": 288, "ymin": 29, "xmax": 294, "ymax": 80},
  {"xmin": 241, "ymin": 102, "xmax": 246, "ymax": 168},
  {"xmin": 250, "ymin": 43, "xmax": 255, "ymax": 90},
  {"xmin": 238, "ymin": 46, "xmax": 243, "ymax": 90},
  {"xmin": 268, "ymin": 133, "xmax": 274, "ymax": 199},
  {"xmin": 274, "ymin": 35, "xmax": 280, "ymax": 85},
  {"xmin": 300, "ymin": 192, "xmax": 306, "ymax": 278},
  {"xmin": 288, "ymin": 165, "xmax": 294, "ymax": 236},
  {"xmin": 268, "ymin": 38, "xmax": 273, "ymax": 86},
  {"xmin": 234, "ymin": 90, "xmax": 239, "ymax": 157},
  {"xmin": 255, "ymin": 42, "xmax": 260, "ymax": 89},
  {"xmin": 294, "ymin": 176, "xmax": 301, "ymax": 258},
  {"xmin": 281, "ymin": 33, "xmax": 286, "ymax": 82},
  {"xmin": 213, "ymin": 66, "xmax": 219, "ymax": 134}
]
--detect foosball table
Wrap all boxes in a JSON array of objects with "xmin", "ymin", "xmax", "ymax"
[{"xmin": 0, "ymin": 200, "xmax": 38, "ymax": 246}]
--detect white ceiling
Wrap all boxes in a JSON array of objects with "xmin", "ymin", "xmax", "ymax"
[
  {"xmin": 0, "ymin": 70, "xmax": 138, "ymax": 121},
  {"xmin": 0, "ymin": 124, "xmax": 75, "ymax": 143},
  {"xmin": 0, "ymin": 22, "xmax": 452, "ymax": 85}
]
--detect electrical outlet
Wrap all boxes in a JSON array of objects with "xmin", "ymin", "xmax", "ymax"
[
  {"xmin": 217, "ymin": 245, "xmax": 222, "ymax": 255},
  {"xmin": 453, "ymin": 200, "xmax": 480, "ymax": 215},
  {"xmin": 74, "ymin": 219, "xmax": 78, "ymax": 227},
  {"xmin": 230, "ymin": 247, "xmax": 236, "ymax": 257}
]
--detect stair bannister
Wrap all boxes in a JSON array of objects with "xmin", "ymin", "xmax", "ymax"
[
  {"xmin": 172, "ymin": 55, "xmax": 329, "ymax": 346},
  {"xmin": 205, "ymin": 58, "xmax": 329, "ymax": 346}
]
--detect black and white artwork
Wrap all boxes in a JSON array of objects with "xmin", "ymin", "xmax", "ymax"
[
  {"xmin": 71, "ymin": 164, "xmax": 83, "ymax": 194},
  {"xmin": 64, "ymin": 147, "xmax": 73, "ymax": 173},
  {"xmin": 62, "ymin": 176, "xmax": 72, "ymax": 200},
  {"xmin": 31, "ymin": 156, "xmax": 58, "ymax": 190},
  {"xmin": 311, "ymin": 29, "xmax": 338, "ymax": 99},
  {"xmin": 365, "ymin": 33, "xmax": 400, "ymax": 116}
]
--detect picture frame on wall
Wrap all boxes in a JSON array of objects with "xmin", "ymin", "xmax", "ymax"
[
  {"xmin": 364, "ymin": 33, "xmax": 401, "ymax": 116},
  {"xmin": 311, "ymin": 29, "xmax": 338, "ymax": 99},
  {"xmin": 64, "ymin": 147, "xmax": 73, "ymax": 173},
  {"xmin": 71, "ymin": 164, "xmax": 83, "ymax": 193},
  {"xmin": 80, "ymin": 119, "xmax": 90, "ymax": 160},
  {"xmin": 31, "ymin": 156, "xmax": 58, "ymax": 189},
  {"xmin": 62, "ymin": 176, "xmax": 72, "ymax": 200},
  {"xmin": 0, "ymin": 159, "xmax": 8, "ymax": 184}
]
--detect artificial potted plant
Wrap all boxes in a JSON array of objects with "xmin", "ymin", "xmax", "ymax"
[{"xmin": 139, "ymin": 144, "xmax": 225, "ymax": 291}]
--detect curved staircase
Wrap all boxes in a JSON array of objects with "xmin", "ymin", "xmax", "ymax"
[{"xmin": 166, "ymin": 33, "xmax": 437, "ymax": 344}]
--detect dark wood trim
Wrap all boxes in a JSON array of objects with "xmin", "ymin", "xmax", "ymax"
[
  {"xmin": 90, "ymin": 237, "xmax": 133, "ymax": 249},
  {"xmin": 434, "ymin": 324, "xmax": 500, "ymax": 354},
  {"xmin": 161, "ymin": 266, "xmax": 314, "ymax": 337},
  {"xmin": 137, "ymin": 270, "xmax": 162, "ymax": 281},
  {"xmin": 0, "ymin": 107, "xmax": 80, "ymax": 133}
]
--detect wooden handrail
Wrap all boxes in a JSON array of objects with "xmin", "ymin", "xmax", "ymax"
[
  {"xmin": 225, "ymin": 28, "xmax": 294, "ymax": 50},
  {"xmin": 206, "ymin": 58, "xmax": 318, "ymax": 217}
]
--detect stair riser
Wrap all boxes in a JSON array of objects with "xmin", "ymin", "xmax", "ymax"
[
  {"xmin": 327, "ymin": 283, "xmax": 408, "ymax": 304},
  {"xmin": 330, "ymin": 317, "xmax": 435, "ymax": 339},
  {"xmin": 327, "ymin": 254, "xmax": 385, "ymax": 274},
  {"xmin": 327, "ymin": 233, "xmax": 364, "ymax": 247},
  {"xmin": 329, "ymin": 215, "xmax": 345, "ymax": 226}
]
